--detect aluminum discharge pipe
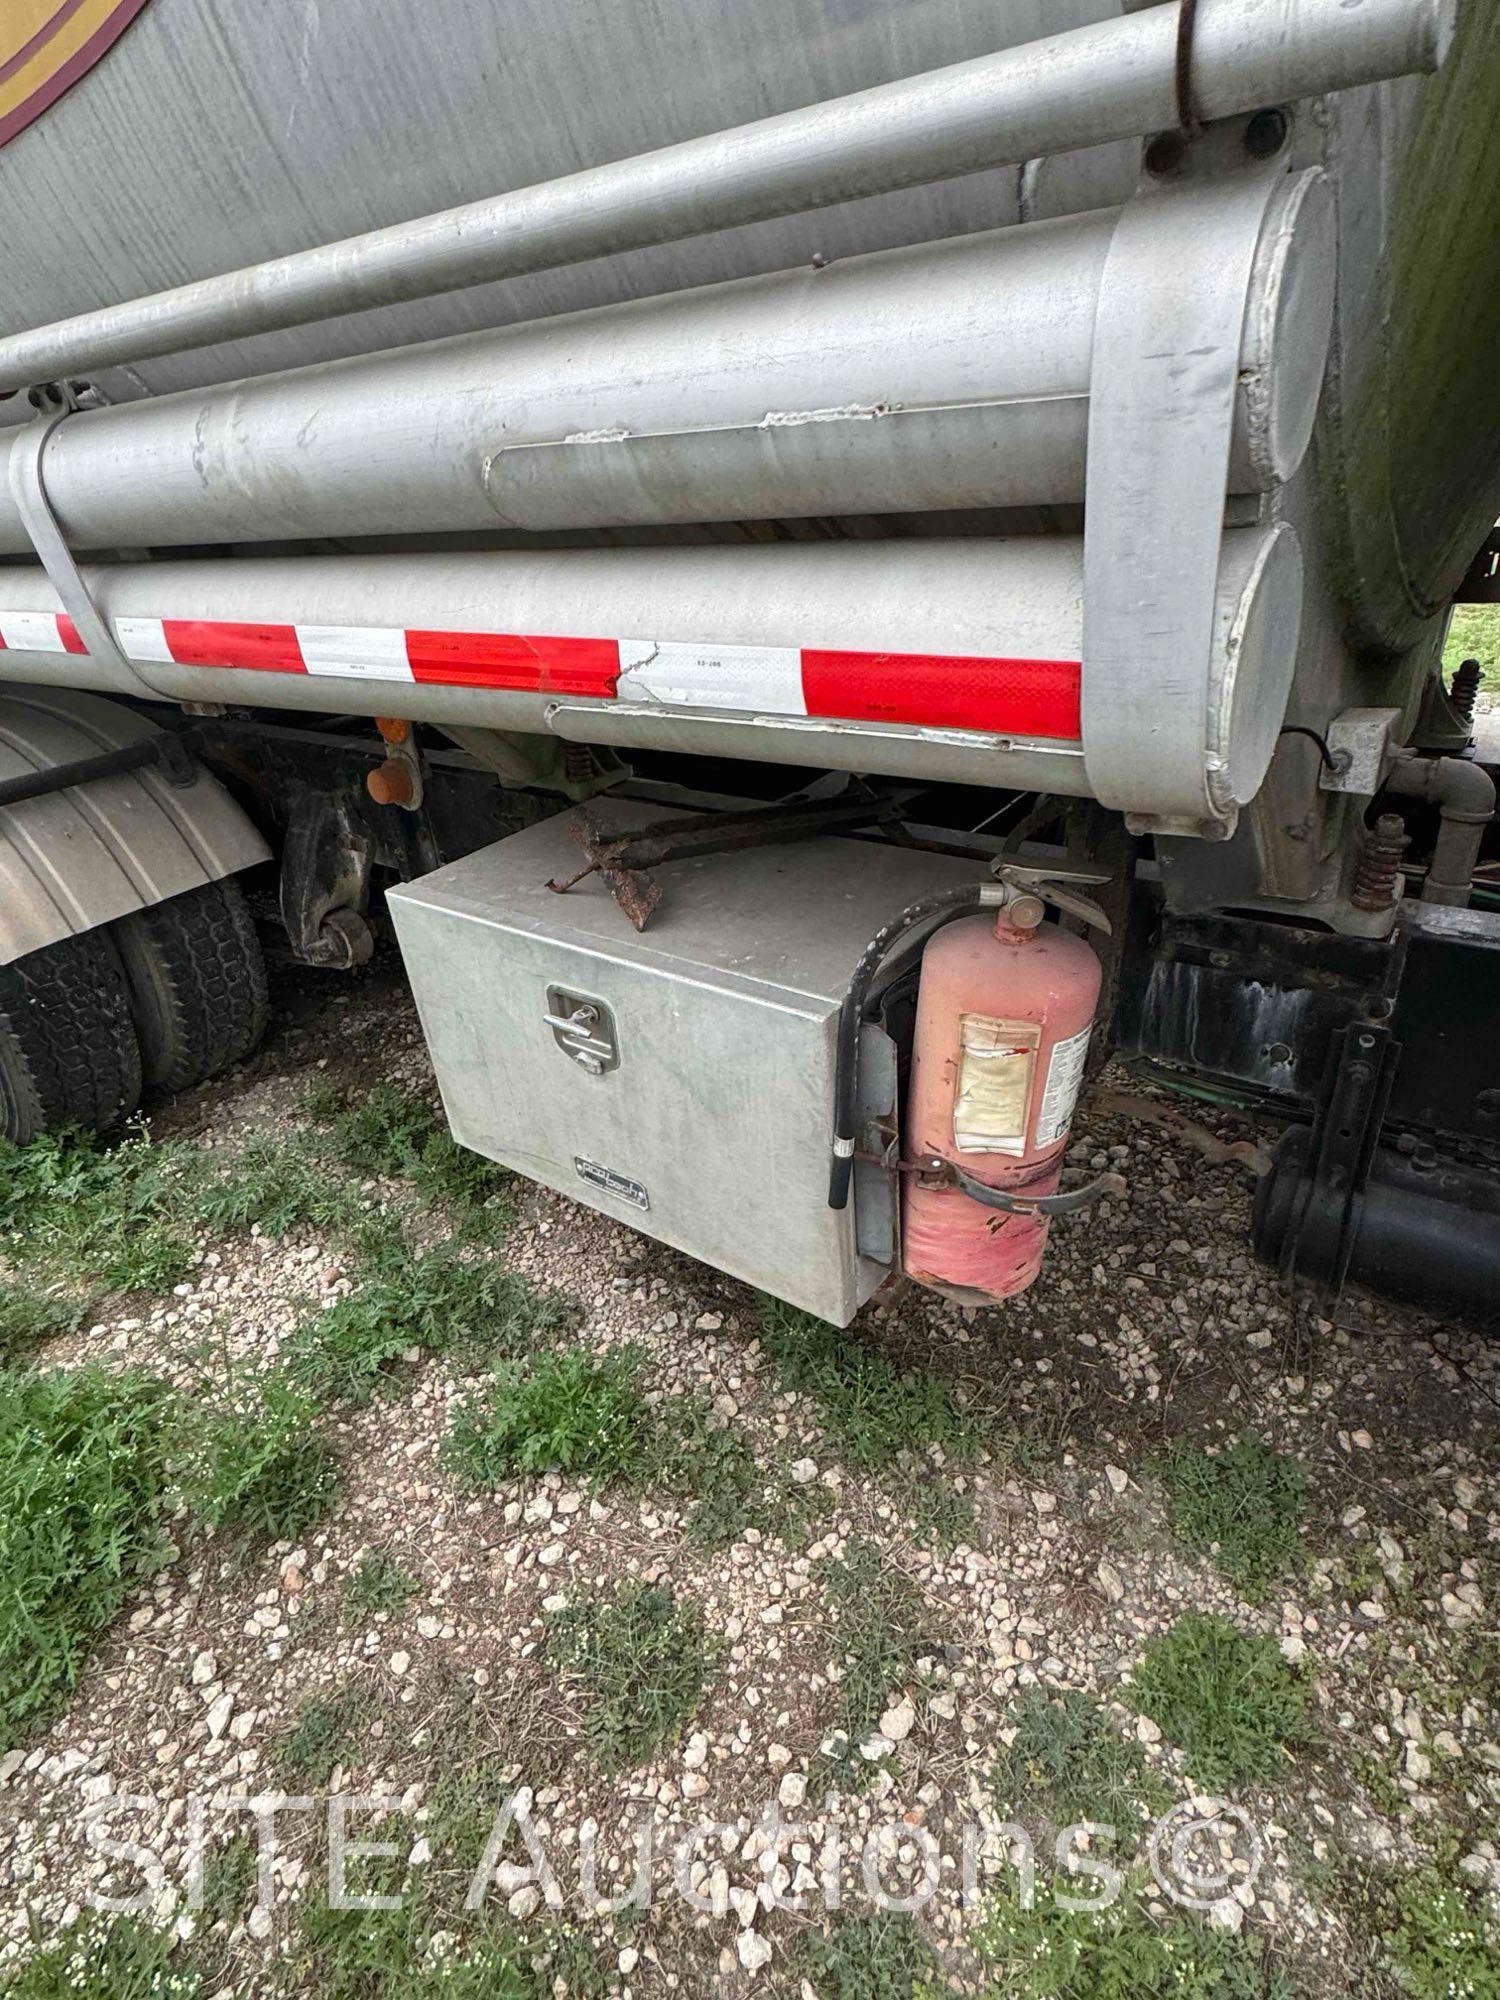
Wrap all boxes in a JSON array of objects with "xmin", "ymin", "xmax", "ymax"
[
  {"xmin": 0, "ymin": 527, "xmax": 1302, "ymax": 810},
  {"xmin": 0, "ymin": 0, "xmax": 1453, "ymax": 390},
  {"xmin": 0, "ymin": 178, "xmax": 1333, "ymax": 553}
]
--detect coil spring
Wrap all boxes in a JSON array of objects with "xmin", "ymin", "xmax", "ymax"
[{"xmin": 1351, "ymin": 813, "xmax": 1409, "ymax": 912}]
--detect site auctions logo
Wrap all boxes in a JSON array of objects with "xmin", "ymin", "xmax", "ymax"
[{"xmin": 79, "ymin": 1789, "xmax": 1264, "ymax": 1923}]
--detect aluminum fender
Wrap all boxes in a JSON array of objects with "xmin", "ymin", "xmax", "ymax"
[{"xmin": 0, "ymin": 686, "xmax": 270, "ymax": 966}]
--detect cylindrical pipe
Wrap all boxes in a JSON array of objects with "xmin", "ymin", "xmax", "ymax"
[
  {"xmin": 0, "ymin": 529, "xmax": 1296, "ymax": 803},
  {"xmin": 1387, "ymin": 753, "xmax": 1497, "ymax": 907},
  {"xmin": 0, "ymin": 178, "xmax": 1333, "ymax": 554},
  {"xmin": 0, "ymin": 0, "xmax": 1452, "ymax": 392}
]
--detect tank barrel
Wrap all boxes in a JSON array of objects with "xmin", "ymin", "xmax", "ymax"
[
  {"xmin": 0, "ymin": 179, "xmax": 1333, "ymax": 554},
  {"xmin": 0, "ymin": 529, "xmax": 1298, "ymax": 810},
  {"xmin": 0, "ymin": 0, "xmax": 1452, "ymax": 393}
]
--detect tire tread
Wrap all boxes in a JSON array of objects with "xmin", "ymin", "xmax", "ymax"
[
  {"xmin": 0, "ymin": 931, "xmax": 143, "ymax": 1142},
  {"xmin": 115, "ymin": 880, "xmax": 269, "ymax": 1093}
]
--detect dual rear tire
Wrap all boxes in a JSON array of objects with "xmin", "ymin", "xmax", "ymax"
[{"xmin": 0, "ymin": 880, "xmax": 267, "ymax": 1145}]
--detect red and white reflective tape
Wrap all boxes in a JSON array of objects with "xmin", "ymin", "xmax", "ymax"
[{"xmin": 0, "ymin": 613, "xmax": 1082, "ymax": 741}]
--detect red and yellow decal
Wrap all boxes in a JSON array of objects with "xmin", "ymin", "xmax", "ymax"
[{"xmin": 0, "ymin": 0, "xmax": 152, "ymax": 150}]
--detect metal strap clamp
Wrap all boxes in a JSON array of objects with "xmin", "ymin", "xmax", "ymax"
[
  {"xmin": 6, "ymin": 409, "xmax": 158, "ymax": 698},
  {"xmin": 1175, "ymin": 0, "xmax": 1204, "ymax": 137}
]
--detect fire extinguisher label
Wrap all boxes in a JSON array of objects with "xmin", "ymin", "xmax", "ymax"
[
  {"xmin": 1035, "ymin": 1025, "xmax": 1093, "ymax": 1148},
  {"xmin": 952, "ymin": 1015, "xmax": 1038, "ymax": 1156}
]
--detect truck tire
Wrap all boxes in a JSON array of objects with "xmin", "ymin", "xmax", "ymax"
[
  {"xmin": 112, "ymin": 880, "xmax": 269, "ymax": 1094},
  {"xmin": 0, "ymin": 931, "xmax": 144, "ymax": 1144}
]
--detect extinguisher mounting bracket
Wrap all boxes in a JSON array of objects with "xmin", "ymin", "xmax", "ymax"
[
  {"xmin": 923, "ymin": 1158, "xmax": 1127, "ymax": 1217},
  {"xmin": 989, "ymin": 862, "xmax": 1116, "ymax": 937}
]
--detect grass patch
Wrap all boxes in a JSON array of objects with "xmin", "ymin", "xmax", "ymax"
[
  {"xmin": 1129, "ymin": 1614, "xmax": 1311, "ymax": 1793},
  {"xmin": 181, "ymin": 1131, "xmax": 363, "ymax": 1240},
  {"xmin": 760, "ymin": 1299, "xmax": 980, "ymax": 1546},
  {"xmin": 798, "ymin": 1912, "xmax": 940, "ymax": 1999},
  {"xmin": 287, "ymin": 1241, "xmax": 578, "ymax": 1408},
  {"xmin": 1444, "ymin": 604, "xmax": 1498, "ymax": 688},
  {"xmin": 0, "ymin": 1287, "xmax": 82, "ymax": 1367},
  {"xmin": 175, "ymin": 1370, "xmax": 339, "ymax": 1547},
  {"xmin": 814, "ymin": 1541, "xmax": 931, "ymax": 1792},
  {"xmin": 273, "ymin": 1680, "xmax": 379, "ymax": 1785},
  {"xmin": 0, "ymin": 1366, "xmax": 173, "ymax": 1748},
  {"xmin": 760, "ymin": 1299, "xmax": 978, "ymax": 1471},
  {"xmin": 1156, "ymin": 1432, "xmax": 1307, "ymax": 1604},
  {"xmin": 304, "ymin": 1079, "xmax": 512, "ymax": 1216},
  {"xmin": 445, "ymin": 1345, "xmax": 649, "ymax": 1487},
  {"xmin": 550, "ymin": 1580, "xmax": 719, "ymax": 1773},
  {"xmin": 346, "ymin": 1550, "xmax": 419, "ymax": 1618},
  {"xmin": 291, "ymin": 1887, "xmax": 606, "ymax": 2000},
  {"xmin": 642, "ymin": 1392, "xmax": 823, "ymax": 1552},
  {"xmin": 0, "ymin": 1914, "xmax": 209, "ymax": 1999},
  {"xmin": 992, "ymin": 1689, "xmax": 1170, "ymax": 1832},
  {"xmin": 443, "ymin": 1345, "xmax": 822, "ymax": 1552},
  {"xmin": 974, "ymin": 1883, "xmax": 1295, "ymax": 1998},
  {"xmin": 283, "ymin": 1756, "xmax": 612, "ymax": 1997},
  {"xmin": 0, "ymin": 1129, "xmax": 197, "ymax": 1295},
  {"xmin": 196, "ymin": 1833, "xmax": 259, "ymax": 1936},
  {"xmin": 1382, "ymin": 1868, "xmax": 1500, "ymax": 2000}
]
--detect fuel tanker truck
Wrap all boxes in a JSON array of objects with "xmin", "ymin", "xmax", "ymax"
[{"xmin": 1, "ymin": 0, "xmax": 1497, "ymax": 1323}]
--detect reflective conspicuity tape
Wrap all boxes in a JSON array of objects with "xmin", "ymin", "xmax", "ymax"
[{"xmin": 0, "ymin": 613, "xmax": 1084, "ymax": 741}]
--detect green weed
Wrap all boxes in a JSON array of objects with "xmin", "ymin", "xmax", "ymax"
[
  {"xmin": 760, "ymin": 1299, "xmax": 979, "ymax": 1546},
  {"xmin": 814, "ymin": 1541, "xmax": 932, "ymax": 1792},
  {"xmin": 291, "ymin": 1889, "xmax": 605, "ymax": 2000},
  {"xmin": 1382, "ymin": 1868, "xmax": 1500, "ymax": 2000},
  {"xmin": 181, "ymin": 1131, "xmax": 363, "ymax": 1240},
  {"xmin": 992, "ymin": 1689, "xmax": 1170, "ymax": 1832},
  {"xmin": 1156, "ymin": 1433, "xmax": 1307, "ymax": 1604},
  {"xmin": 444, "ymin": 1345, "xmax": 649, "ymax": 1487},
  {"xmin": 760, "ymin": 1299, "xmax": 979, "ymax": 1472},
  {"xmin": 974, "ymin": 1883, "xmax": 1295, "ymax": 1998},
  {"xmin": 273, "ymin": 1680, "xmax": 379, "ymax": 1784},
  {"xmin": 175, "ymin": 1370, "xmax": 338, "ymax": 1547},
  {"xmin": 195, "ymin": 1834, "xmax": 259, "ymax": 1936},
  {"xmin": 304, "ymin": 1080, "xmax": 511, "ymax": 1217},
  {"xmin": 0, "ymin": 1914, "xmax": 207, "ymax": 1999},
  {"xmin": 1129, "ymin": 1614, "xmax": 1311, "ymax": 1793},
  {"xmin": 798, "ymin": 1911, "xmax": 940, "ymax": 1999},
  {"xmin": 644, "ymin": 1393, "xmax": 824, "ymax": 1552},
  {"xmin": 287, "ymin": 1243, "xmax": 578, "ymax": 1407},
  {"xmin": 0, "ymin": 1129, "xmax": 197, "ymax": 1294},
  {"xmin": 445, "ymin": 1343, "xmax": 820, "ymax": 1552},
  {"xmin": 0, "ymin": 1366, "xmax": 173, "ymax": 1747},
  {"xmin": 0, "ymin": 1288, "xmax": 82, "ymax": 1367},
  {"xmin": 550, "ymin": 1581, "xmax": 719, "ymax": 1773},
  {"xmin": 282, "ymin": 1754, "xmax": 612, "ymax": 1997},
  {"xmin": 346, "ymin": 1550, "xmax": 419, "ymax": 1618}
]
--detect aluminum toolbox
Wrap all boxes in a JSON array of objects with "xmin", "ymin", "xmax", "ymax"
[{"xmin": 387, "ymin": 805, "xmax": 984, "ymax": 1324}]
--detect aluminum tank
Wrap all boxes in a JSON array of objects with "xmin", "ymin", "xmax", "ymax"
[{"xmin": 0, "ymin": 0, "xmax": 1496, "ymax": 667}]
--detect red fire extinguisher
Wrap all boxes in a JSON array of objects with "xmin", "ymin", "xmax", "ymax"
[{"xmin": 902, "ymin": 871, "xmax": 1116, "ymax": 1305}]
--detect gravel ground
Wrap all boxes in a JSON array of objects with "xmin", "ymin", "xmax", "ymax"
[{"xmin": 1, "ymin": 945, "xmax": 1496, "ymax": 1997}]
